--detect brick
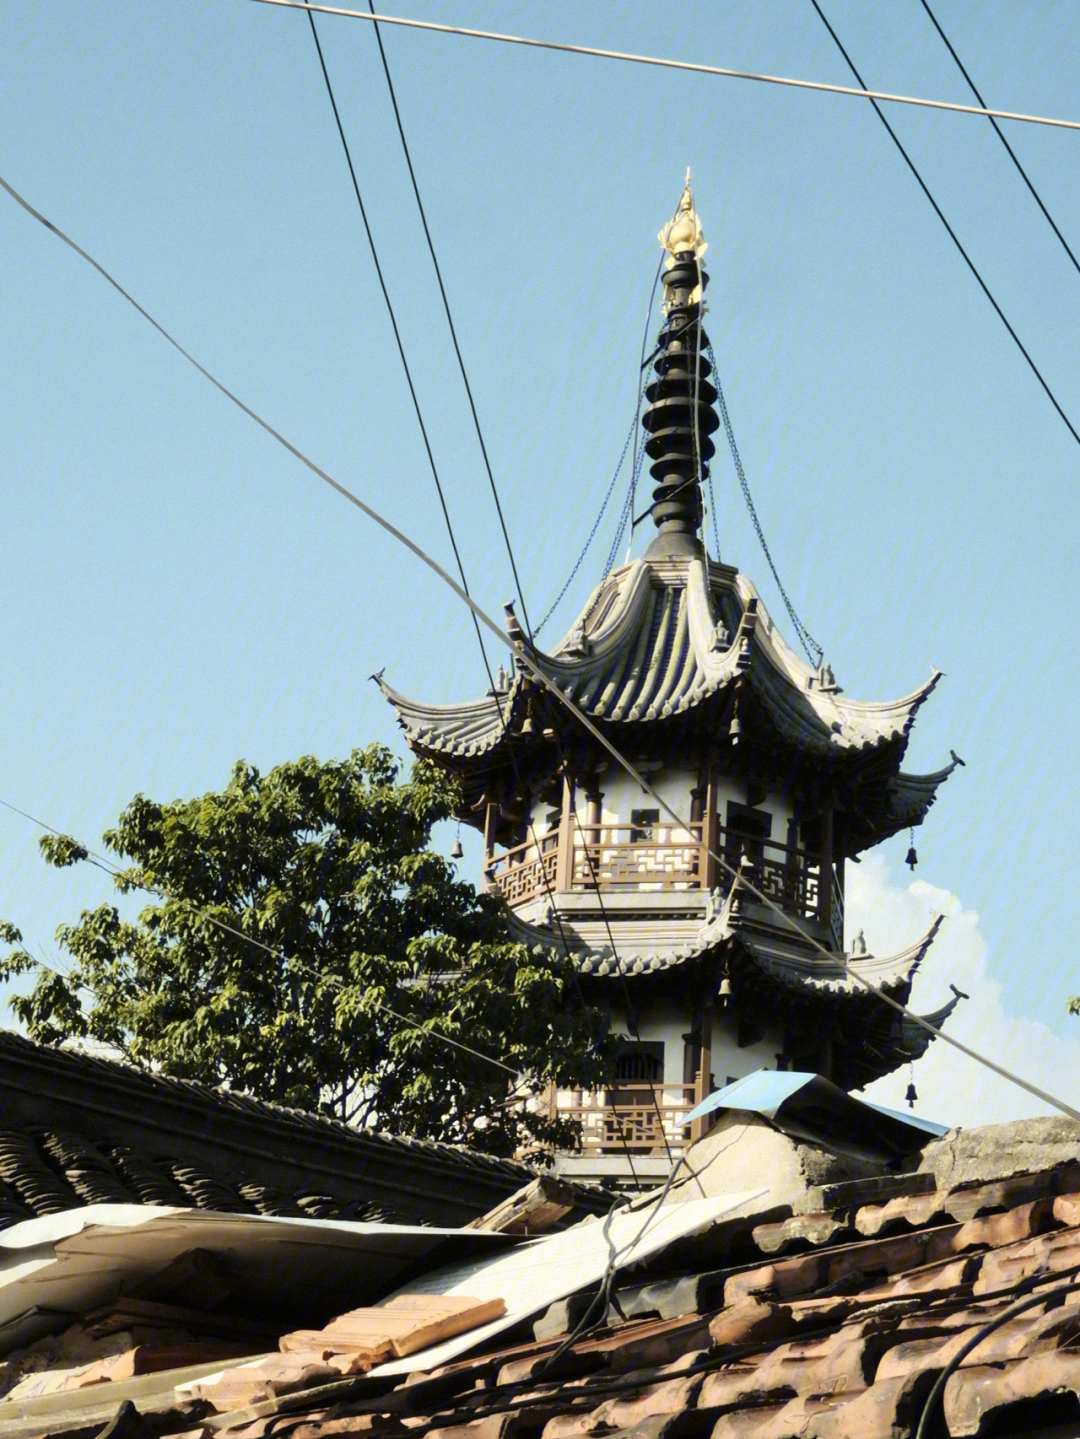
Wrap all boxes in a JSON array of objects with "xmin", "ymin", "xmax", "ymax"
[
  {"xmin": 800, "ymin": 1172, "xmax": 935, "ymax": 1215},
  {"xmin": 708, "ymin": 1404, "xmax": 791, "ymax": 1439},
  {"xmin": 183, "ymin": 1353, "xmax": 343, "ymax": 1411},
  {"xmin": 581, "ymin": 1315, "xmax": 713, "ymax": 1375},
  {"xmin": 725, "ymin": 1260, "xmax": 822, "ymax": 1309},
  {"xmin": 874, "ymin": 1331, "xmax": 967, "ymax": 1382},
  {"xmin": 724, "ymin": 1228, "xmax": 962, "ymax": 1308},
  {"xmin": 585, "ymin": 1373, "xmax": 705, "ymax": 1432},
  {"xmin": 943, "ymin": 1352, "xmax": 1080, "ymax": 1436},
  {"xmin": 799, "ymin": 1371, "xmax": 938, "ymax": 1439},
  {"xmin": 752, "ymin": 1215, "xmax": 851, "ymax": 1257},
  {"xmin": 853, "ymin": 1193, "xmax": 946, "ymax": 1239},
  {"xmin": 698, "ymin": 1363, "xmax": 783, "ymax": 1413},
  {"xmin": 426, "ymin": 1414, "xmax": 546, "ymax": 1439},
  {"xmin": 974, "ymin": 1227, "xmax": 1080, "ymax": 1294},
  {"xmin": 541, "ymin": 1414, "xmax": 603, "ymax": 1439},
  {"xmin": 289, "ymin": 1420, "xmax": 408, "ymax": 1439},
  {"xmin": 951, "ymin": 1196, "xmax": 1057, "ymax": 1251},
  {"xmin": 942, "ymin": 1169, "xmax": 1069, "ymax": 1223},
  {"xmin": 498, "ymin": 1316, "xmax": 709, "ymax": 1387},
  {"xmin": 709, "ymin": 1303, "xmax": 796, "ymax": 1350},
  {"xmin": 748, "ymin": 1322, "xmax": 891, "ymax": 1399},
  {"xmin": 859, "ymin": 1253, "xmax": 980, "ymax": 1301},
  {"xmin": 616, "ymin": 1272, "xmax": 729, "ymax": 1324},
  {"xmin": 1054, "ymin": 1192, "xmax": 1080, "ymax": 1226},
  {"xmin": 894, "ymin": 1300, "xmax": 1013, "ymax": 1335}
]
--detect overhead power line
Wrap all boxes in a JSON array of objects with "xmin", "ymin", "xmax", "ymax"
[
  {"xmin": 4, "ymin": 169, "xmax": 1079, "ymax": 1123},
  {"xmin": 810, "ymin": 0, "xmax": 1080, "ymax": 452},
  {"xmin": 310, "ymin": 16, "xmax": 657, "ymax": 1176},
  {"xmin": 0, "ymin": 797, "xmax": 521, "ymax": 1080},
  {"xmin": 247, "ymin": 0, "xmax": 1080, "ymax": 134},
  {"xmin": 920, "ymin": 0, "xmax": 1080, "ymax": 282},
  {"xmin": 305, "ymin": 9, "xmax": 492, "ymax": 673},
  {"xmin": 362, "ymin": 0, "xmax": 533, "ymax": 639}
]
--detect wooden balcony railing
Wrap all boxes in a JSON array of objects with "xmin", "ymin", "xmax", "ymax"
[
  {"xmin": 558, "ymin": 1083, "xmax": 697, "ymax": 1154},
  {"xmin": 572, "ymin": 821, "xmax": 704, "ymax": 889},
  {"xmin": 486, "ymin": 821, "xmax": 844, "ymax": 948}
]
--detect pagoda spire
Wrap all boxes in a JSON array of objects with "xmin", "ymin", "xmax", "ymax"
[{"xmin": 642, "ymin": 179, "xmax": 720, "ymax": 558}]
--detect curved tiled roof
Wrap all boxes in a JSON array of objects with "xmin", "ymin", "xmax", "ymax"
[
  {"xmin": 381, "ymin": 556, "xmax": 943, "ymax": 768},
  {"xmin": 732, "ymin": 917, "xmax": 944, "ymax": 1000},
  {"xmin": 0, "ymin": 1029, "xmax": 536, "ymax": 1228}
]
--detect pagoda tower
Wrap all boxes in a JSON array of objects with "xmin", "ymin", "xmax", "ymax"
[{"xmin": 380, "ymin": 186, "xmax": 963, "ymax": 1183}]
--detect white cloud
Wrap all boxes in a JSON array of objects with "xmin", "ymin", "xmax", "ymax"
[{"xmin": 850, "ymin": 855, "xmax": 1080, "ymax": 1129}]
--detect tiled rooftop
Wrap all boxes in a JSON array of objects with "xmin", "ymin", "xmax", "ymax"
[{"xmin": 4, "ymin": 1122, "xmax": 1080, "ymax": 1439}]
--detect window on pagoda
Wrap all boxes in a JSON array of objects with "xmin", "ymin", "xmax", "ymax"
[
  {"xmin": 630, "ymin": 808, "xmax": 660, "ymax": 842},
  {"xmin": 725, "ymin": 803, "xmax": 772, "ymax": 867}
]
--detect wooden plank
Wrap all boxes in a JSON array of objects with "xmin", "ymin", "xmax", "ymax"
[{"xmin": 465, "ymin": 1177, "xmax": 577, "ymax": 1236}]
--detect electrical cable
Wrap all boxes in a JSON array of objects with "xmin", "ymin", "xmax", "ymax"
[
  {"xmin": 533, "ymin": 1144, "xmax": 694, "ymax": 1378},
  {"xmin": 248, "ymin": 0, "xmax": 1080, "ymax": 135},
  {"xmin": 920, "ymin": 0, "xmax": 1080, "ymax": 283},
  {"xmin": 607, "ymin": 446, "xmax": 645, "ymax": 574},
  {"xmin": 305, "ymin": 10, "xmax": 493, "ymax": 673},
  {"xmin": 708, "ymin": 341, "xmax": 823, "ymax": 667},
  {"xmin": 534, "ymin": 409, "xmax": 638, "ymax": 638},
  {"xmin": 914, "ymin": 1272, "xmax": 1080, "ymax": 1439},
  {"xmin": 0, "ymin": 797, "xmax": 523, "ymax": 1080},
  {"xmin": 626, "ymin": 249, "xmax": 666, "ymax": 566},
  {"xmin": 361, "ymin": 0, "xmax": 533, "ymax": 639},
  {"xmin": 810, "ymin": 0, "xmax": 1080, "ymax": 451},
  {"xmin": 4, "ymin": 166, "xmax": 1079, "ymax": 1124},
  {"xmin": 305, "ymin": 13, "xmax": 643, "ymax": 1178},
  {"xmin": 538, "ymin": 221, "xmax": 665, "ymax": 633},
  {"xmin": 357, "ymin": 13, "xmax": 684, "ymax": 1170},
  {"xmin": 361, "ymin": 0, "xmax": 676, "ymax": 1179}
]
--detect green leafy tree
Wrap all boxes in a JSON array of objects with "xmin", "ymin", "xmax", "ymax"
[{"xmin": 0, "ymin": 746, "xmax": 611, "ymax": 1156}]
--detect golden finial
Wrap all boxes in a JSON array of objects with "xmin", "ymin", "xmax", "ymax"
[{"xmin": 658, "ymin": 171, "xmax": 708, "ymax": 262}]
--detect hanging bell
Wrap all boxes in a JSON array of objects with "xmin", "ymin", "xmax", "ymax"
[
  {"xmin": 450, "ymin": 838, "xmax": 464, "ymax": 862},
  {"xmin": 905, "ymin": 845, "xmax": 918, "ymax": 871},
  {"xmin": 717, "ymin": 975, "xmax": 732, "ymax": 1005},
  {"xmin": 728, "ymin": 713, "xmax": 741, "ymax": 743},
  {"xmin": 905, "ymin": 1081, "xmax": 918, "ymax": 1110},
  {"xmin": 520, "ymin": 714, "xmax": 534, "ymax": 735}
]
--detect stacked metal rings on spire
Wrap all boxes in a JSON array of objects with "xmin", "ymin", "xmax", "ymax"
[{"xmin": 642, "ymin": 251, "xmax": 720, "ymax": 541}]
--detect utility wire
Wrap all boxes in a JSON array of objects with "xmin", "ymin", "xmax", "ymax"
[
  {"xmin": 305, "ymin": 10, "xmax": 491, "ymax": 671},
  {"xmin": 920, "ymin": 0, "xmax": 1080, "ymax": 282},
  {"xmin": 709, "ymin": 342, "xmax": 823, "ymax": 668},
  {"xmin": 0, "ymin": 798, "xmax": 521, "ymax": 1080},
  {"xmin": 811, "ymin": 0, "xmax": 1080, "ymax": 451},
  {"xmin": 362, "ymin": 0, "xmax": 533, "ymax": 639},
  {"xmin": 248, "ymin": 0, "xmax": 1080, "ymax": 135},
  {"xmin": 309, "ymin": 20, "xmax": 645, "ymax": 1181},
  {"xmin": 356, "ymin": 3, "xmax": 675, "ymax": 1171},
  {"xmin": 5, "ymin": 167, "xmax": 1079, "ymax": 1125}
]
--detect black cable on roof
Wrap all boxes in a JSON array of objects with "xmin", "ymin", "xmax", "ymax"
[
  {"xmin": 811, "ymin": 0, "xmax": 1080, "ymax": 450},
  {"xmin": 920, "ymin": 0, "xmax": 1080, "ymax": 284}
]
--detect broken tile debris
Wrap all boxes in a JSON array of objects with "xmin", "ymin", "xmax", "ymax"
[{"xmin": 6, "ymin": 1119, "xmax": 1080, "ymax": 1439}]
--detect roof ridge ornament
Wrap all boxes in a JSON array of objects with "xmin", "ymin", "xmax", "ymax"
[{"xmin": 658, "ymin": 174, "xmax": 708, "ymax": 263}]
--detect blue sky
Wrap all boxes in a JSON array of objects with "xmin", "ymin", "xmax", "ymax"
[{"xmin": 1, "ymin": 2, "xmax": 1079, "ymax": 1116}]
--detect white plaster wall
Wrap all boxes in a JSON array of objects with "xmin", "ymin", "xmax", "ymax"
[
  {"xmin": 606, "ymin": 999, "xmax": 782, "ymax": 1094},
  {"xmin": 710, "ymin": 1011, "xmax": 782, "ymax": 1089},
  {"xmin": 593, "ymin": 767, "xmax": 697, "ymax": 839}
]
